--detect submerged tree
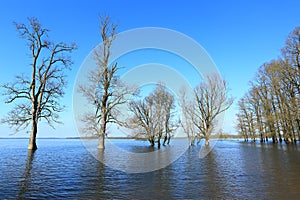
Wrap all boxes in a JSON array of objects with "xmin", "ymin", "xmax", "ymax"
[
  {"xmin": 129, "ymin": 84, "xmax": 176, "ymax": 147},
  {"xmin": 79, "ymin": 16, "xmax": 135, "ymax": 149},
  {"xmin": 1, "ymin": 18, "xmax": 76, "ymax": 150},
  {"xmin": 237, "ymin": 60, "xmax": 300, "ymax": 143},
  {"xmin": 237, "ymin": 27, "xmax": 300, "ymax": 143},
  {"xmin": 129, "ymin": 98, "xmax": 157, "ymax": 146},
  {"xmin": 180, "ymin": 88, "xmax": 198, "ymax": 146},
  {"xmin": 181, "ymin": 74, "xmax": 233, "ymax": 146},
  {"xmin": 147, "ymin": 84, "xmax": 176, "ymax": 147}
]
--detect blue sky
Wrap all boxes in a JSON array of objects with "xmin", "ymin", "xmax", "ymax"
[{"xmin": 0, "ymin": 0, "xmax": 299, "ymax": 138}]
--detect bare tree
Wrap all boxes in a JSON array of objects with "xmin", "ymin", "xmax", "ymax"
[
  {"xmin": 1, "ymin": 18, "xmax": 76, "ymax": 150},
  {"xmin": 238, "ymin": 59, "xmax": 299, "ymax": 144},
  {"xmin": 282, "ymin": 27, "xmax": 300, "ymax": 140},
  {"xmin": 282, "ymin": 27, "xmax": 300, "ymax": 77},
  {"xmin": 236, "ymin": 27, "xmax": 300, "ymax": 145},
  {"xmin": 236, "ymin": 112, "xmax": 248, "ymax": 142},
  {"xmin": 181, "ymin": 74, "xmax": 233, "ymax": 146},
  {"xmin": 129, "ymin": 99, "xmax": 157, "ymax": 146},
  {"xmin": 249, "ymin": 87, "xmax": 265, "ymax": 142},
  {"xmin": 147, "ymin": 84, "xmax": 176, "ymax": 147},
  {"xmin": 236, "ymin": 96, "xmax": 256, "ymax": 142},
  {"xmin": 128, "ymin": 84, "xmax": 176, "ymax": 147},
  {"xmin": 79, "ymin": 16, "xmax": 136, "ymax": 149},
  {"xmin": 180, "ymin": 87, "xmax": 198, "ymax": 145}
]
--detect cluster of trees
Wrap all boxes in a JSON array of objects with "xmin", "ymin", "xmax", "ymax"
[
  {"xmin": 236, "ymin": 27, "xmax": 300, "ymax": 144},
  {"xmin": 1, "ymin": 16, "xmax": 233, "ymax": 150},
  {"xmin": 128, "ymin": 84, "xmax": 176, "ymax": 148},
  {"xmin": 77, "ymin": 17, "xmax": 233, "ymax": 149},
  {"xmin": 78, "ymin": 17, "xmax": 177, "ymax": 149},
  {"xmin": 2, "ymin": 17, "xmax": 299, "ymax": 152}
]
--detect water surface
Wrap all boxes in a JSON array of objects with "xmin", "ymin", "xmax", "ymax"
[{"xmin": 0, "ymin": 139, "xmax": 299, "ymax": 199}]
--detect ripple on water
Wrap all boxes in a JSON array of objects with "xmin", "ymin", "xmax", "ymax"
[{"xmin": 0, "ymin": 139, "xmax": 300, "ymax": 199}]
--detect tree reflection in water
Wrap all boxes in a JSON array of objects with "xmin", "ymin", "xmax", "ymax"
[{"xmin": 17, "ymin": 150, "xmax": 35, "ymax": 199}]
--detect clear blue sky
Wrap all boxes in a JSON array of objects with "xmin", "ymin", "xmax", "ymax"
[{"xmin": 0, "ymin": 0, "xmax": 299, "ymax": 138}]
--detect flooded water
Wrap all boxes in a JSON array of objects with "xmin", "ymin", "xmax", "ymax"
[{"xmin": 0, "ymin": 138, "xmax": 300, "ymax": 199}]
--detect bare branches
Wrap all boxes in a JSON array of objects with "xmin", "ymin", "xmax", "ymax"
[
  {"xmin": 78, "ymin": 16, "xmax": 135, "ymax": 149},
  {"xmin": 79, "ymin": 59, "xmax": 136, "ymax": 134},
  {"xmin": 1, "ymin": 17, "xmax": 76, "ymax": 140},
  {"xmin": 128, "ymin": 84, "xmax": 176, "ymax": 147},
  {"xmin": 1, "ymin": 103, "xmax": 32, "ymax": 132},
  {"xmin": 80, "ymin": 112, "xmax": 102, "ymax": 137},
  {"xmin": 181, "ymin": 74, "xmax": 233, "ymax": 145},
  {"xmin": 237, "ymin": 56, "xmax": 300, "ymax": 143},
  {"xmin": 129, "ymin": 99, "xmax": 156, "ymax": 139},
  {"xmin": 282, "ymin": 27, "xmax": 300, "ymax": 71},
  {"xmin": 2, "ymin": 74, "xmax": 31, "ymax": 103},
  {"xmin": 14, "ymin": 17, "xmax": 50, "ymax": 58}
]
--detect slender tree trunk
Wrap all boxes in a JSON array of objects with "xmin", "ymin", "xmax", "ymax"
[
  {"xmin": 157, "ymin": 129, "xmax": 162, "ymax": 148},
  {"xmin": 28, "ymin": 99, "xmax": 38, "ymax": 150},
  {"xmin": 149, "ymin": 137, "xmax": 155, "ymax": 147},
  {"xmin": 28, "ymin": 119, "xmax": 37, "ymax": 150},
  {"xmin": 205, "ymin": 138, "xmax": 210, "ymax": 146},
  {"xmin": 189, "ymin": 136, "xmax": 195, "ymax": 146},
  {"xmin": 260, "ymin": 133, "xmax": 264, "ymax": 143},
  {"xmin": 292, "ymin": 126, "xmax": 297, "ymax": 143},
  {"xmin": 157, "ymin": 138, "xmax": 161, "ymax": 148},
  {"xmin": 163, "ymin": 135, "xmax": 167, "ymax": 145},
  {"xmin": 98, "ymin": 111, "xmax": 106, "ymax": 149},
  {"xmin": 163, "ymin": 124, "xmax": 168, "ymax": 145},
  {"xmin": 296, "ymin": 119, "xmax": 300, "ymax": 141},
  {"xmin": 167, "ymin": 134, "xmax": 171, "ymax": 145}
]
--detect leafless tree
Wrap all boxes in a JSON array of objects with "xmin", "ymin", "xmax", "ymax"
[
  {"xmin": 236, "ymin": 96, "xmax": 256, "ymax": 142},
  {"xmin": 249, "ymin": 87, "xmax": 265, "ymax": 142},
  {"xmin": 180, "ymin": 87, "xmax": 198, "ymax": 145},
  {"xmin": 282, "ymin": 27, "xmax": 300, "ymax": 77},
  {"xmin": 237, "ymin": 27, "xmax": 300, "ymax": 144},
  {"xmin": 128, "ymin": 84, "xmax": 176, "ymax": 147},
  {"xmin": 129, "ymin": 98, "xmax": 157, "ymax": 146},
  {"xmin": 78, "ymin": 16, "xmax": 136, "ymax": 149},
  {"xmin": 236, "ymin": 112, "xmax": 248, "ymax": 142},
  {"xmin": 148, "ymin": 84, "xmax": 176, "ymax": 147},
  {"xmin": 1, "ymin": 18, "xmax": 76, "ymax": 150},
  {"xmin": 237, "ymin": 59, "xmax": 299, "ymax": 144},
  {"xmin": 282, "ymin": 27, "xmax": 300, "ymax": 140},
  {"xmin": 181, "ymin": 74, "xmax": 233, "ymax": 146}
]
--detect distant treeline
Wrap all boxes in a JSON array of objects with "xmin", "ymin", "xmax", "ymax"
[{"xmin": 236, "ymin": 27, "xmax": 300, "ymax": 144}]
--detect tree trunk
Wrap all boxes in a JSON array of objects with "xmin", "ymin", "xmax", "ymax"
[
  {"xmin": 157, "ymin": 130, "xmax": 162, "ymax": 148},
  {"xmin": 98, "ymin": 114, "xmax": 106, "ymax": 149},
  {"xmin": 98, "ymin": 106, "xmax": 107, "ymax": 149},
  {"xmin": 189, "ymin": 137, "xmax": 195, "ymax": 146},
  {"xmin": 163, "ymin": 135, "xmax": 167, "ymax": 145},
  {"xmin": 149, "ymin": 138, "xmax": 155, "ymax": 147},
  {"xmin": 296, "ymin": 119, "xmax": 300, "ymax": 141},
  {"xmin": 205, "ymin": 138, "xmax": 210, "ymax": 146},
  {"xmin": 167, "ymin": 134, "xmax": 171, "ymax": 145},
  {"xmin": 98, "ymin": 134, "xmax": 105, "ymax": 149},
  {"xmin": 157, "ymin": 138, "xmax": 161, "ymax": 148},
  {"xmin": 28, "ymin": 119, "xmax": 37, "ymax": 150}
]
